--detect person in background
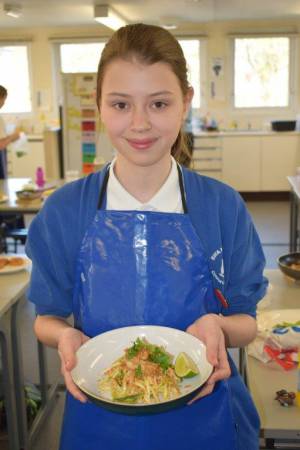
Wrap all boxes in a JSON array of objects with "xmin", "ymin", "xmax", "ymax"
[
  {"xmin": 26, "ymin": 23, "xmax": 268, "ymax": 450},
  {"xmin": 0, "ymin": 85, "xmax": 20, "ymax": 178}
]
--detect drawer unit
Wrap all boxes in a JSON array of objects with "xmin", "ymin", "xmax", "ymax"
[
  {"xmin": 193, "ymin": 148, "xmax": 222, "ymax": 159},
  {"xmin": 192, "ymin": 136, "xmax": 222, "ymax": 181},
  {"xmin": 193, "ymin": 137, "xmax": 222, "ymax": 148},
  {"xmin": 192, "ymin": 158, "xmax": 222, "ymax": 170}
]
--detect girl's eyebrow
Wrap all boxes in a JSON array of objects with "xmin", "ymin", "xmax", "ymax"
[
  {"xmin": 106, "ymin": 91, "xmax": 174, "ymax": 98},
  {"xmin": 149, "ymin": 91, "xmax": 174, "ymax": 97},
  {"xmin": 107, "ymin": 92, "xmax": 130, "ymax": 98}
]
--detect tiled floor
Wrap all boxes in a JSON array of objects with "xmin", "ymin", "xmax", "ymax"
[{"xmin": 6, "ymin": 200, "xmax": 293, "ymax": 449}]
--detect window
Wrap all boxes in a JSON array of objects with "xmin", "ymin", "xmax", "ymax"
[
  {"xmin": 179, "ymin": 39, "xmax": 201, "ymax": 109},
  {"xmin": 0, "ymin": 44, "xmax": 32, "ymax": 113},
  {"xmin": 234, "ymin": 37, "xmax": 290, "ymax": 109},
  {"xmin": 58, "ymin": 40, "xmax": 202, "ymax": 107},
  {"xmin": 60, "ymin": 43, "xmax": 105, "ymax": 73}
]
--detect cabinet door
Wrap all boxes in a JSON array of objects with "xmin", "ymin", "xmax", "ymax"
[
  {"xmin": 261, "ymin": 135, "xmax": 299, "ymax": 191},
  {"xmin": 222, "ymin": 137, "xmax": 261, "ymax": 191},
  {"xmin": 8, "ymin": 139, "xmax": 45, "ymax": 178}
]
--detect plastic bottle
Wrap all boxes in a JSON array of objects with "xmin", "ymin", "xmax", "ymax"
[{"xmin": 35, "ymin": 167, "xmax": 45, "ymax": 188}]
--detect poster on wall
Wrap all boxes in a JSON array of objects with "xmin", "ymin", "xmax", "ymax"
[{"xmin": 210, "ymin": 57, "xmax": 225, "ymax": 101}]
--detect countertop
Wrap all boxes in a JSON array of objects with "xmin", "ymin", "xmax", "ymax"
[
  {"xmin": 246, "ymin": 269, "xmax": 300, "ymax": 436},
  {"xmin": 192, "ymin": 130, "xmax": 300, "ymax": 138}
]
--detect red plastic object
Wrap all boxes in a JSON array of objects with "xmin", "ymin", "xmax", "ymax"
[{"xmin": 264, "ymin": 345, "xmax": 297, "ymax": 371}]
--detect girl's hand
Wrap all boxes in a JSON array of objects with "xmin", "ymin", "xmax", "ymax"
[
  {"xmin": 58, "ymin": 327, "xmax": 90, "ymax": 403},
  {"xmin": 186, "ymin": 314, "xmax": 231, "ymax": 403}
]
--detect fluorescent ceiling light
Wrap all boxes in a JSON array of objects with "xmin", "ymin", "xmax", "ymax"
[
  {"xmin": 4, "ymin": 3, "xmax": 22, "ymax": 18},
  {"xmin": 160, "ymin": 16, "xmax": 179, "ymax": 30},
  {"xmin": 94, "ymin": 5, "xmax": 126, "ymax": 30}
]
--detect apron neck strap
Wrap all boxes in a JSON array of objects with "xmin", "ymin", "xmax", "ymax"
[
  {"xmin": 177, "ymin": 163, "xmax": 188, "ymax": 214},
  {"xmin": 97, "ymin": 161, "xmax": 188, "ymax": 213},
  {"xmin": 97, "ymin": 165, "xmax": 110, "ymax": 210}
]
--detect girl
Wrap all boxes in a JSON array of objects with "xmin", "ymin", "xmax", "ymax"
[
  {"xmin": 0, "ymin": 85, "xmax": 20, "ymax": 178},
  {"xmin": 26, "ymin": 23, "xmax": 267, "ymax": 450}
]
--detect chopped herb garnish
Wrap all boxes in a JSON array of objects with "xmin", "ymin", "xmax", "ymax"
[
  {"xmin": 126, "ymin": 337, "xmax": 145, "ymax": 359},
  {"xmin": 114, "ymin": 369, "xmax": 124, "ymax": 386},
  {"xmin": 149, "ymin": 347, "xmax": 172, "ymax": 371},
  {"xmin": 126, "ymin": 338, "xmax": 172, "ymax": 371},
  {"xmin": 135, "ymin": 364, "xmax": 143, "ymax": 378}
]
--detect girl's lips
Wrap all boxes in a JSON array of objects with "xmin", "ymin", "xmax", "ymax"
[{"xmin": 126, "ymin": 138, "xmax": 157, "ymax": 150}]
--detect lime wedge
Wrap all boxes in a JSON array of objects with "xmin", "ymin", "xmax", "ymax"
[{"xmin": 174, "ymin": 352, "xmax": 199, "ymax": 378}]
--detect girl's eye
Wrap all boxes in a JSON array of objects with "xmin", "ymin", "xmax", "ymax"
[
  {"xmin": 113, "ymin": 102, "xmax": 128, "ymax": 110},
  {"xmin": 152, "ymin": 101, "xmax": 168, "ymax": 109}
]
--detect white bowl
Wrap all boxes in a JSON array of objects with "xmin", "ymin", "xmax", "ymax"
[{"xmin": 71, "ymin": 325, "xmax": 213, "ymax": 414}]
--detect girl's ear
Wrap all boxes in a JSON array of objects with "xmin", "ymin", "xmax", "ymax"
[{"xmin": 183, "ymin": 87, "xmax": 194, "ymax": 120}]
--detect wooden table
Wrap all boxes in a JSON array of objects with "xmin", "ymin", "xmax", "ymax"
[
  {"xmin": 0, "ymin": 268, "xmax": 29, "ymax": 449},
  {"xmin": 245, "ymin": 269, "xmax": 300, "ymax": 449},
  {"xmin": 0, "ymin": 265, "xmax": 58, "ymax": 450},
  {"xmin": 287, "ymin": 175, "xmax": 300, "ymax": 252},
  {"xmin": 0, "ymin": 178, "xmax": 63, "ymax": 215}
]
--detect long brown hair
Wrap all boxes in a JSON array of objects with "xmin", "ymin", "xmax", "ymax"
[
  {"xmin": 96, "ymin": 23, "xmax": 192, "ymax": 165},
  {"xmin": 0, "ymin": 85, "xmax": 7, "ymax": 99}
]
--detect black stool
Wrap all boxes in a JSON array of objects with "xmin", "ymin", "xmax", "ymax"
[{"xmin": 4, "ymin": 227, "xmax": 28, "ymax": 253}]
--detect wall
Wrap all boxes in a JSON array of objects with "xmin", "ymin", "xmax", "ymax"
[{"xmin": 0, "ymin": 18, "xmax": 300, "ymax": 131}]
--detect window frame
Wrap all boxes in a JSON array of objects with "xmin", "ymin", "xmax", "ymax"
[
  {"xmin": 0, "ymin": 41, "xmax": 33, "ymax": 117},
  {"xmin": 177, "ymin": 36, "xmax": 207, "ymax": 111},
  {"xmin": 52, "ymin": 37, "xmax": 108, "ymax": 109},
  {"xmin": 52, "ymin": 35, "xmax": 206, "ymax": 112},
  {"xmin": 229, "ymin": 34, "xmax": 297, "ymax": 115}
]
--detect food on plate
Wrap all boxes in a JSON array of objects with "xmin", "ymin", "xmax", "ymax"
[
  {"xmin": 8, "ymin": 256, "xmax": 25, "ymax": 266},
  {"xmin": 22, "ymin": 182, "xmax": 37, "ymax": 191},
  {"xmin": 0, "ymin": 256, "xmax": 26, "ymax": 270},
  {"xmin": 98, "ymin": 338, "xmax": 199, "ymax": 404},
  {"xmin": 16, "ymin": 190, "xmax": 42, "ymax": 201},
  {"xmin": 0, "ymin": 257, "xmax": 9, "ymax": 269},
  {"xmin": 290, "ymin": 263, "xmax": 300, "ymax": 271}
]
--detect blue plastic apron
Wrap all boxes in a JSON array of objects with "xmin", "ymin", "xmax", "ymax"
[{"xmin": 59, "ymin": 165, "xmax": 260, "ymax": 450}]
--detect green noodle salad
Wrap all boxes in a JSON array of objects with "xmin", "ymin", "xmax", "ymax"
[{"xmin": 98, "ymin": 338, "xmax": 181, "ymax": 404}]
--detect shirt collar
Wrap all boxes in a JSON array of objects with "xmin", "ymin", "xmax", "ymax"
[{"xmin": 106, "ymin": 157, "xmax": 183, "ymax": 212}]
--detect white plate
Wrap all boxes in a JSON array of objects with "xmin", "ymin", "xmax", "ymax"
[
  {"xmin": 71, "ymin": 325, "xmax": 213, "ymax": 414},
  {"xmin": 0, "ymin": 254, "xmax": 30, "ymax": 274}
]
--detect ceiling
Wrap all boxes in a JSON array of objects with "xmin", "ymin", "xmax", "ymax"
[{"xmin": 0, "ymin": 0, "xmax": 300, "ymax": 30}]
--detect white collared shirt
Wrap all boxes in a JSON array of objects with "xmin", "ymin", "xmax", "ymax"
[{"xmin": 106, "ymin": 157, "xmax": 183, "ymax": 213}]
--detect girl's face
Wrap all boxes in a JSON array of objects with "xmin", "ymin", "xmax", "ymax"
[{"xmin": 99, "ymin": 58, "xmax": 193, "ymax": 168}]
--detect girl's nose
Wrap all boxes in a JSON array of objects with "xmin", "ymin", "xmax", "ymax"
[{"xmin": 130, "ymin": 108, "xmax": 151, "ymax": 132}]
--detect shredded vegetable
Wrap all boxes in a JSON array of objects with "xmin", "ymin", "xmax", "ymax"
[{"xmin": 98, "ymin": 338, "xmax": 181, "ymax": 404}]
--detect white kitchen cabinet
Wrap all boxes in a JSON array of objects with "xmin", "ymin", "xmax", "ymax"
[
  {"xmin": 192, "ymin": 136, "xmax": 222, "ymax": 181},
  {"xmin": 7, "ymin": 137, "xmax": 45, "ymax": 179},
  {"xmin": 261, "ymin": 135, "xmax": 299, "ymax": 191},
  {"xmin": 222, "ymin": 136, "xmax": 261, "ymax": 191}
]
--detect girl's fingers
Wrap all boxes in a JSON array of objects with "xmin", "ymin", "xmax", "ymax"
[
  {"xmin": 60, "ymin": 356, "xmax": 87, "ymax": 403},
  {"xmin": 57, "ymin": 330, "xmax": 90, "ymax": 403},
  {"xmin": 64, "ymin": 368, "xmax": 87, "ymax": 403},
  {"xmin": 188, "ymin": 381, "xmax": 215, "ymax": 404}
]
